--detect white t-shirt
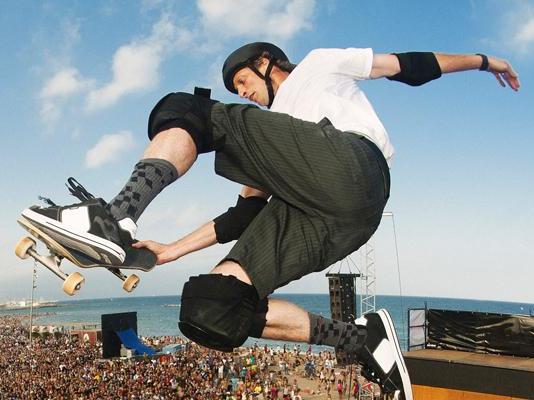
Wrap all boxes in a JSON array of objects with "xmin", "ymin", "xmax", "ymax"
[{"xmin": 270, "ymin": 48, "xmax": 394, "ymax": 166}]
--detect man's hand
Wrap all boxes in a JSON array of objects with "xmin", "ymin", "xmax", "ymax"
[
  {"xmin": 487, "ymin": 56, "xmax": 520, "ymax": 91},
  {"xmin": 132, "ymin": 221, "xmax": 218, "ymax": 265},
  {"xmin": 132, "ymin": 240, "xmax": 181, "ymax": 265}
]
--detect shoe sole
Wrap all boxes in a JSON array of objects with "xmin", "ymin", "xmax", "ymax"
[
  {"xmin": 22, "ymin": 208, "xmax": 125, "ymax": 265},
  {"xmin": 377, "ymin": 309, "xmax": 413, "ymax": 400}
]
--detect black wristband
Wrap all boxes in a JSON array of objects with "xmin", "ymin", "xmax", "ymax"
[{"xmin": 476, "ymin": 53, "xmax": 489, "ymax": 71}]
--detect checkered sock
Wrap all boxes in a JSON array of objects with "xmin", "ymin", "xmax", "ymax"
[
  {"xmin": 106, "ymin": 158, "xmax": 178, "ymax": 222},
  {"xmin": 308, "ymin": 313, "xmax": 367, "ymax": 353}
]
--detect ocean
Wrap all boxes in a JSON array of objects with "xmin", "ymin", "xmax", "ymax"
[{"xmin": 2, "ymin": 294, "xmax": 533, "ymax": 350}]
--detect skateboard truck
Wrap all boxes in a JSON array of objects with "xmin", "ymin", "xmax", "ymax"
[{"xmin": 15, "ymin": 236, "xmax": 85, "ymax": 296}]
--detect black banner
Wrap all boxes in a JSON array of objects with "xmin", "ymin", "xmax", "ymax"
[{"xmin": 427, "ymin": 309, "xmax": 534, "ymax": 357}]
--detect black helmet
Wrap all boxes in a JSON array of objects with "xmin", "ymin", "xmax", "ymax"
[{"xmin": 222, "ymin": 42, "xmax": 289, "ymax": 107}]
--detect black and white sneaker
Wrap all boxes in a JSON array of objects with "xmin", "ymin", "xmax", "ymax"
[
  {"xmin": 353, "ymin": 309, "xmax": 413, "ymax": 400},
  {"xmin": 21, "ymin": 179, "xmax": 137, "ymax": 265}
]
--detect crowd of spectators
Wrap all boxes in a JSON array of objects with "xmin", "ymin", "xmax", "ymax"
[{"xmin": 0, "ymin": 315, "xmax": 377, "ymax": 399}]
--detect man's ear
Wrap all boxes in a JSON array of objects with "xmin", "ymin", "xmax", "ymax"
[{"xmin": 256, "ymin": 57, "xmax": 270, "ymax": 72}]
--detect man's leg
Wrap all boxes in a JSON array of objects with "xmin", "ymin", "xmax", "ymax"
[
  {"xmin": 210, "ymin": 261, "xmax": 362, "ymax": 346},
  {"xmin": 208, "ymin": 260, "xmax": 412, "ymax": 400},
  {"xmin": 106, "ymin": 128, "xmax": 196, "ymax": 224},
  {"xmin": 21, "ymin": 127, "xmax": 197, "ymax": 264}
]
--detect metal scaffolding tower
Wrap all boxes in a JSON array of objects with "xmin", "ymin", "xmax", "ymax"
[
  {"xmin": 329, "ymin": 212, "xmax": 397, "ymax": 400},
  {"xmin": 360, "ymin": 237, "xmax": 376, "ymax": 316}
]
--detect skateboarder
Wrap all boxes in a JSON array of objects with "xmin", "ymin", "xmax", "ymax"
[{"xmin": 21, "ymin": 43, "xmax": 519, "ymax": 399}]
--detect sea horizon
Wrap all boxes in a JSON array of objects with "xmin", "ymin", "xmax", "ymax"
[
  {"xmin": 3, "ymin": 293, "xmax": 533, "ymax": 351},
  {"xmin": 4, "ymin": 292, "xmax": 534, "ymax": 309}
]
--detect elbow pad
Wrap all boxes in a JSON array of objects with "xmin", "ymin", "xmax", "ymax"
[
  {"xmin": 214, "ymin": 195, "xmax": 268, "ymax": 243},
  {"xmin": 147, "ymin": 89, "xmax": 220, "ymax": 154},
  {"xmin": 387, "ymin": 52, "xmax": 442, "ymax": 86}
]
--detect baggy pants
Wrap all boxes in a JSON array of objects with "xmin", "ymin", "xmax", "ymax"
[{"xmin": 210, "ymin": 103, "xmax": 390, "ymax": 299}]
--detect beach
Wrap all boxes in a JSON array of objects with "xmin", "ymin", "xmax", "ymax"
[
  {"xmin": 1, "ymin": 314, "xmax": 375, "ymax": 399},
  {"xmin": 2, "ymin": 294, "xmax": 532, "ymax": 398}
]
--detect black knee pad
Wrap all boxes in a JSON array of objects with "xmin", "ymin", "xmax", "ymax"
[
  {"xmin": 179, "ymin": 274, "xmax": 259, "ymax": 352},
  {"xmin": 147, "ymin": 91, "xmax": 220, "ymax": 154},
  {"xmin": 249, "ymin": 297, "xmax": 269, "ymax": 338}
]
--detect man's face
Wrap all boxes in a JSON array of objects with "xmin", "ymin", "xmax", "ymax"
[{"xmin": 232, "ymin": 64, "xmax": 269, "ymax": 106}]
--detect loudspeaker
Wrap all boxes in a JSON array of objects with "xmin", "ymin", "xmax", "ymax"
[
  {"xmin": 101, "ymin": 312, "xmax": 137, "ymax": 358},
  {"xmin": 326, "ymin": 273, "xmax": 358, "ymax": 322},
  {"xmin": 326, "ymin": 273, "xmax": 359, "ymax": 365}
]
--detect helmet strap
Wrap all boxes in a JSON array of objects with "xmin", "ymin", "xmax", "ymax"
[
  {"xmin": 248, "ymin": 57, "xmax": 276, "ymax": 108},
  {"xmin": 264, "ymin": 59, "xmax": 275, "ymax": 108}
]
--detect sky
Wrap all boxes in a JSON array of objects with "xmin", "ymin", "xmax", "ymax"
[{"xmin": 0, "ymin": 0, "xmax": 533, "ymax": 304}]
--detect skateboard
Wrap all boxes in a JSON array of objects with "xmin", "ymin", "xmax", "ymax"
[{"xmin": 14, "ymin": 217, "xmax": 157, "ymax": 296}]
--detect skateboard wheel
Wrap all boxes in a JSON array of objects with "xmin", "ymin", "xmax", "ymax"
[
  {"xmin": 62, "ymin": 272, "xmax": 85, "ymax": 296},
  {"xmin": 15, "ymin": 237, "xmax": 37, "ymax": 259},
  {"xmin": 123, "ymin": 274, "xmax": 140, "ymax": 293}
]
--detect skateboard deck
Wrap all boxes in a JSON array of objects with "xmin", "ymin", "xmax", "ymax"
[{"xmin": 15, "ymin": 217, "xmax": 157, "ymax": 296}]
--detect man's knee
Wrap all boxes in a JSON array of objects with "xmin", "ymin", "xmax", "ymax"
[
  {"xmin": 147, "ymin": 92, "xmax": 221, "ymax": 154},
  {"xmin": 210, "ymin": 260, "xmax": 253, "ymax": 285},
  {"xmin": 179, "ymin": 274, "xmax": 267, "ymax": 352}
]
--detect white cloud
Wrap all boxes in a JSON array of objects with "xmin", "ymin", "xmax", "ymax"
[
  {"xmin": 38, "ymin": 3, "xmax": 316, "ymax": 122},
  {"xmin": 197, "ymin": 0, "xmax": 315, "ymax": 41},
  {"xmin": 497, "ymin": 3, "xmax": 534, "ymax": 55},
  {"xmin": 39, "ymin": 67, "xmax": 93, "ymax": 123},
  {"xmin": 85, "ymin": 130, "xmax": 135, "ymax": 168},
  {"xmin": 512, "ymin": 16, "xmax": 534, "ymax": 53},
  {"xmin": 86, "ymin": 15, "xmax": 193, "ymax": 111},
  {"xmin": 41, "ymin": 67, "xmax": 92, "ymax": 99}
]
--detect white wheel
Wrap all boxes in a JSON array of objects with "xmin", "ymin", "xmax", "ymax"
[
  {"xmin": 123, "ymin": 274, "xmax": 140, "ymax": 293},
  {"xmin": 15, "ymin": 237, "xmax": 37, "ymax": 260},
  {"xmin": 62, "ymin": 272, "xmax": 85, "ymax": 296}
]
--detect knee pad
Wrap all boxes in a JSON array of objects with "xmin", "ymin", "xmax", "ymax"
[
  {"xmin": 147, "ymin": 91, "xmax": 220, "ymax": 154},
  {"xmin": 179, "ymin": 274, "xmax": 259, "ymax": 352},
  {"xmin": 249, "ymin": 297, "xmax": 269, "ymax": 338}
]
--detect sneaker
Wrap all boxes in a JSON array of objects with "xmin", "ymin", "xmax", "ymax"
[
  {"xmin": 21, "ymin": 198, "xmax": 137, "ymax": 265},
  {"xmin": 353, "ymin": 309, "xmax": 413, "ymax": 400},
  {"xmin": 21, "ymin": 178, "xmax": 137, "ymax": 265}
]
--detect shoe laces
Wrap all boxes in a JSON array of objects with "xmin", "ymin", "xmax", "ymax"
[{"xmin": 65, "ymin": 177, "xmax": 96, "ymax": 202}]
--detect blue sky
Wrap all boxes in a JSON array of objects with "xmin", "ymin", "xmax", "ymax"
[{"xmin": 1, "ymin": 0, "xmax": 533, "ymax": 303}]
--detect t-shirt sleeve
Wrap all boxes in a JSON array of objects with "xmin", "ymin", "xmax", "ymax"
[{"xmin": 304, "ymin": 48, "xmax": 374, "ymax": 80}]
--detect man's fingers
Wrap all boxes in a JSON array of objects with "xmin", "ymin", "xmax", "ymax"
[
  {"xmin": 493, "ymin": 71, "xmax": 521, "ymax": 91},
  {"xmin": 493, "ymin": 72, "xmax": 506, "ymax": 87},
  {"xmin": 133, "ymin": 240, "xmax": 157, "ymax": 251},
  {"xmin": 132, "ymin": 240, "xmax": 153, "ymax": 248},
  {"xmin": 487, "ymin": 58, "xmax": 520, "ymax": 91},
  {"xmin": 504, "ymin": 76, "xmax": 517, "ymax": 91},
  {"xmin": 505, "ymin": 72, "xmax": 521, "ymax": 91}
]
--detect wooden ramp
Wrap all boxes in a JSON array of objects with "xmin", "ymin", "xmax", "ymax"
[{"xmin": 404, "ymin": 349, "xmax": 534, "ymax": 400}]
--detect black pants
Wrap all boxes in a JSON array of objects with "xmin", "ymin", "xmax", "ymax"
[{"xmin": 211, "ymin": 103, "xmax": 390, "ymax": 299}]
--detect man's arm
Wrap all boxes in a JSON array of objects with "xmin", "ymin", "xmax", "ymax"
[
  {"xmin": 370, "ymin": 53, "xmax": 520, "ymax": 91},
  {"xmin": 213, "ymin": 185, "xmax": 270, "ymax": 243},
  {"xmin": 133, "ymin": 185, "xmax": 270, "ymax": 264},
  {"xmin": 132, "ymin": 220, "xmax": 217, "ymax": 265},
  {"xmin": 239, "ymin": 185, "xmax": 270, "ymax": 200}
]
